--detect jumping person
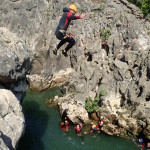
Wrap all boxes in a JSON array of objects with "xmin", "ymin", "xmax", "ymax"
[{"xmin": 53, "ymin": 4, "xmax": 85, "ymax": 57}]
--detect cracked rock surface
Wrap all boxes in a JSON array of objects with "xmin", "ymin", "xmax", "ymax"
[{"xmin": 0, "ymin": 89, "xmax": 24, "ymax": 150}]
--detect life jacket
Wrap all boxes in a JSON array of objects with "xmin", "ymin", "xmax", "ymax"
[
  {"xmin": 100, "ymin": 120, "xmax": 104, "ymax": 126},
  {"xmin": 75, "ymin": 126, "xmax": 82, "ymax": 133},
  {"xmin": 60, "ymin": 122, "xmax": 65, "ymax": 128},
  {"xmin": 56, "ymin": 7, "xmax": 80, "ymax": 31},
  {"xmin": 65, "ymin": 121, "xmax": 69, "ymax": 127}
]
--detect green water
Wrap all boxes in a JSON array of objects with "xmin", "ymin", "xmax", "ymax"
[{"xmin": 17, "ymin": 88, "xmax": 138, "ymax": 150}]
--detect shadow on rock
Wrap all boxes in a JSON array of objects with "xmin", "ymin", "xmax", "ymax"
[
  {"xmin": 17, "ymin": 100, "xmax": 49, "ymax": 150},
  {"xmin": 0, "ymin": 131, "xmax": 14, "ymax": 150}
]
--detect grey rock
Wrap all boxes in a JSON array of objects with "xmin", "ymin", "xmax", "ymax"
[
  {"xmin": 0, "ymin": 27, "xmax": 32, "ymax": 82},
  {"xmin": 1, "ymin": 0, "xmax": 150, "ymax": 137},
  {"xmin": 0, "ymin": 89, "xmax": 24, "ymax": 150},
  {"xmin": 0, "ymin": 27, "xmax": 33, "ymax": 102}
]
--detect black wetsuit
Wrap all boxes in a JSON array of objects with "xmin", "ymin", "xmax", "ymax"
[{"xmin": 55, "ymin": 8, "xmax": 80, "ymax": 52}]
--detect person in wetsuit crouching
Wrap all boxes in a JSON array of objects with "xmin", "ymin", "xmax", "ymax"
[{"xmin": 53, "ymin": 4, "xmax": 85, "ymax": 57}]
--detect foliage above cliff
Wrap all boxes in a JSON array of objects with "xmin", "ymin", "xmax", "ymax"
[{"xmin": 128, "ymin": 0, "xmax": 150, "ymax": 18}]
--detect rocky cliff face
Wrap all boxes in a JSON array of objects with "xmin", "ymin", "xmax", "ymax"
[
  {"xmin": 1, "ymin": 0, "xmax": 150, "ymax": 141},
  {"xmin": 0, "ymin": 2, "xmax": 33, "ymax": 149},
  {"xmin": 0, "ymin": 27, "xmax": 33, "ymax": 101}
]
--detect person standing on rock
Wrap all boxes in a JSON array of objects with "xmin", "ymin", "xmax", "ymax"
[{"xmin": 53, "ymin": 4, "xmax": 85, "ymax": 57}]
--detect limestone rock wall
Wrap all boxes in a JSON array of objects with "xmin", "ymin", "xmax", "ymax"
[
  {"xmin": 0, "ymin": 0, "xmax": 150, "ymax": 139},
  {"xmin": 0, "ymin": 27, "xmax": 33, "ymax": 101},
  {"xmin": 0, "ymin": 3, "xmax": 33, "ymax": 149}
]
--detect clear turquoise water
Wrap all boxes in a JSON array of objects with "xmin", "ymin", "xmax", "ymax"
[{"xmin": 17, "ymin": 88, "xmax": 138, "ymax": 150}]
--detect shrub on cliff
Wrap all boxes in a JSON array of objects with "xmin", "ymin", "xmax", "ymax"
[
  {"xmin": 85, "ymin": 96, "xmax": 102, "ymax": 114},
  {"xmin": 100, "ymin": 28, "xmax": 111, "ymax": 42},
  {"xmin": 128, "ymin": 0, "xmax": 150, "ymax": 17},
  {"xmin": 85, "ymin": 88, "xmax": 107, "ymax": 114},
  {"xmin": 141, "ymin": 0, "xmax": 150, "ymax": 17}
]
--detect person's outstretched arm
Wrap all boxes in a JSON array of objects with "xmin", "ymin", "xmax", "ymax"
[{"xmin": 67, "ymin": 12, "xmax": 86, "ymax": 20}]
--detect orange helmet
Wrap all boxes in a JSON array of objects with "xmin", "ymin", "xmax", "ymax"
[{"xmin": 69, "ymin": 4, "xmax": 77, "ymax": 13}]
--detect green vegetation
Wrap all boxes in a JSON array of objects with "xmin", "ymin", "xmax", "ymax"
[
  {"xmin": 99, "ymin": 88, "xmax": 107, "ymax": 97},
  {"xmin": 100, "ymin": 28, "xmax": 111, "ymax": 41},
  {"xmin": 92, "ymin": 9, "xmax": 101, "ymax": 14},
  {"xmin": 141, "ymin": 0, "xmax": 150, "ymax": 17},
  {"xmin": 91, "ymin": 2, "xmax": 106, "ymax": 13},
  {"xmin": 85, "ymin": 96, "xmax": 102, "ymax": 113},
  {"xmin": 147, "ymin": 136, "xmax": 150, "ymax": 140},
  {"xmin": 128, "ymin": 0, "xmax": 150, "ymax": 17},
  {"xmin": 85, "ymin": 88, "xmax": 107, "ymax": 114},
  {"xmin": 133, "ymin": 132, "xmax": 138, "ymax": 137},
  {"xmin": 80, "ymin": 8, "xmax": 86, "ymax": 13},
  {"xmin": 121, "ymin": 129, "xmax": 136, "ymax": 138}
]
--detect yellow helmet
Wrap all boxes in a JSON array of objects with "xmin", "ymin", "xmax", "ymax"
[{"xmin": 69, "ymin": 4, "xmax": 77, "ymax": 13}]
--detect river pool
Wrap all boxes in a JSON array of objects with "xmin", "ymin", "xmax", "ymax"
[{"xmin": 17, "ymin": 88, "xmax": 138, "ymax": 150}]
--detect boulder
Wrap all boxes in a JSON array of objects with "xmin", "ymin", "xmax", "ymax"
[
  {"xmin": 58, "ymin": 94, "xmax": 89, "ymax": 124},
  {"xmin": 0, "ymin": 89, "xmax": 24, "ymax": 149}
]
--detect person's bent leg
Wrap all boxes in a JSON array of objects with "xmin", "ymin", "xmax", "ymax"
[
  {"xmin": 65, "ymin": 37, "xmax": 76, "ymax": 52},
  {"xmin": 54, "ymin": 38, "xmax": 67, "ymax": 55},
  {"xmin": 62, "ymin": 37, "xmax": 75, "ymax": 57},
  {"xmin": 57, "ymin": 38, "xmax": 67, "ymax": 50}
]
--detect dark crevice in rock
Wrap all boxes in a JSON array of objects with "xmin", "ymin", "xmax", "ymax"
[
  {"xmin": 85, "ymin": 52, "xmax": 93, "ymax": 62},
  {"xmin": 147, "ymin": 67, "xmax": 150, "ymax": 79},
  {"xmin": 97, "ymin": 77, "xmax": 102, "ymax": 87},
  {"xmin": 76, "ymin": 116, "xmax": 85, "ymax": 124},
  {"xmin": 135, "ymin": 80, "xmax": 139, "ymax": 86},
  {"xmin": 101, "ymin": 41, "xmax": 109, "ymax": 56},
  {"xmin": 138, "ymin": 66, "xmax": 142, "ymax": 77},
  {"xmin": 120, "ymin": 95, "xmax": 126, "ymax": 107},
  {"xmin": 0, "ymin": 130, "xmax": 15, "ymax": 150},
  {"xmin": 112, "ymin": 39, "xmax": 115, "ymax": 55},
  {"xmin": 10, "ymin": 0, "xmax": 20, "ymax": 2},
  {"xmin": 26, "ymin": 6, "xmax": 37, "ymax": 11},
  {"xmin": 138, "ymin": 86, "xmax": 143, "ymax": 97},
  {"xmin": 98, "ymin": 97, "xmax": 104, "ymax": 107},
  {"xmin": 133, "ymin": 64, "xmax": 138, "ymax": 68},
  {"xmin": 138, "ymin": 70, "xmax": 142, "ymax": 78},
  {"xmin": 146, "ymin": 96, "xmax": 150, "ymax": 102},
  {"xmin": 61, "ymin": 109, "xmax": 68, "ymax": 120},
  {"xmin": 70, "ymin": 55, "xmax": 77, "ymax": 68},
  {"xmin": 129, "ymin": 69, "xmax": 134, "ymax": 78},
  {"xmin": 61, "ymin": 110, "xmax": 74, "ymax": 124},
  {"xmin": 126, "ymin": 95, "xmax": 132, "ymax": 106}
]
